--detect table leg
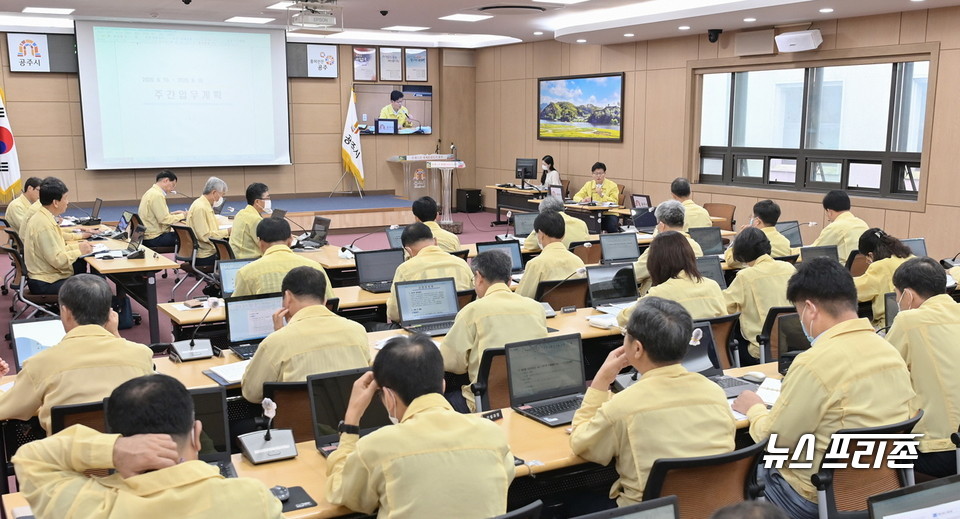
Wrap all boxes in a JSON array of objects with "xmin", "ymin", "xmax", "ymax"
[
  {"xmin": 147, "ymin": 274, "xmax": 160, "ymax": 344},
  {"xmin": 492, "ymin": 190, "xmax": 508, "ymax": 226}
]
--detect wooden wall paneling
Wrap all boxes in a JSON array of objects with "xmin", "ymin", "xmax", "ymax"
[
  {"xmin": 533, "ymin": 40, "xmax": 563, "ymax": 79},
  {"xmin": 245, "ymin": 165, "xmax": 297, "ymax": 195},
  {"xmin": 75, "ymin": 170, "xmax": 140, "ymax": 202},
  {"xmin": 643, "ymin": 69, "xmax": 687, "ymax": 182},
  {"xmin": 16, "ymin": 136, "xmax": 74, "ymax": 170},
  {"xmin": 568, "ymin": 44, "xmax": 602, "ymax": 76},
  {"xmin": 476, "ymin": 47, "xmax": 500, "ymax": 82},
  {"xmin": 809, "ymin": 20, "xmax": 839, "ymax": 52},
  {"xmin": 698, "ymin": 34, "xmax": 720, "ymax": 60},
  {"xmin": 646, "ymin": 36, "xmax": 699, "ymax": 70},
  {"xmin": 499, "ymin": 79, "xmax": 527, "ymax": 172},
  {"xmin": 294, "ymin": 162, "xmax": 343, "ymax": 193},
  {"xmin": 500, "ymin": 44, "xmax": 526, "ymax": 81},
  {"xmin": 6, "ymin": 101, "xmax": 72, "ymax": 136},
  {"xmin": 926, "ymin": 6, "xmax": 960, "ymax": 49},
  {"xmin": 908, "ymin": 203, "xmax": 960, "ymax": 260},
  {"xmin": 881, "ymin": 209, "xmax": 912, "ymax": 241},
  {"xmin": 918, "ymin": 48, "xmax": 957, "ymax": 207},
  {"xmin": 475, "ymin": 81, "xmax": 501, "ymax": 170},
  {"xmin": 1, "ymin": 71, "xmax": 69, "ymax": 102},
  {"xmin": 835, "ymin": 14, "xmax": 902, "ymax": 49},
  {"xmin": 900, "ymin": 9, "xmax": 928, "ymax": 45},
  {"xmin": 601, "ymin": 43, "xmax": 636, "ymax": 74}
]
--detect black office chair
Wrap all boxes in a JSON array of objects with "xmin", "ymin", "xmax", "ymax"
[
  {"xmin": 470, "ymin": 348, "xmax": 508, "ymax": 412},
  {"xmin": 50, "ymin": 401, "xmax": 106, "ymax": 434},
  {"xmin": 490, "ymin": 500, "xmax": 543, "ymax": 519}
]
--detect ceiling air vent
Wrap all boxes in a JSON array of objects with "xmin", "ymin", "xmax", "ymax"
[{"xmin": 477, "ymin": 5, "xmax": 547, "ymax": 15}]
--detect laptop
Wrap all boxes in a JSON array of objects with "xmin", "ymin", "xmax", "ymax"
[
  {"xmin": 587, "ymin": 264, "xmax": 639, "ymax": 315},
  {"xmin": 775, "ymin": 220, "xmax": 804, "ymax": 248},
  {"xmin": 548, "ymin": 184, "xmax": 564, "ymax": 200},
  {"xmin": 216, "ymin": 258, "xmax": 256, "ymax": 298},
  {"xmin": 776, "ymin": 313, "xmax": 812, "ymax": 375},
  {"xmin": 270, "ymin": 208, "xmax": 287, "ymax": 220},
  {"xmin": 476, "ymin": 241, "xmax": 524, "ymax": 273},
  {"xmin": 10, "ymin": 316, "xmax": 66, "ymax": 371},
  {"xmin": 223, "ymin": 293, "xmax": 283, "ymax": 359},
  {"xmin": 696, "ymin": 256, "xmax": 728, "ymax": 289},
  {"xmin": 299, "ymin": 216, "xmax": 331, "ymax": 248},
  {"xmin": 385, "ymin": 226, "xmax": 406, "ymax": 249},
  {"xmin": 800, "ymin": 245, "xmax": 839, "ymax": 263},
  {"xmin": 600, "ymin": 232, "xmax": 641, "ymax": 264},
  {"xmin": 631, "ymin": 194, "xmax": 652, "ymax": 210},
  {"xmin": 90, "ymin": 225, "xmax": 145, "ymax": 258},
  {"xmin": 355, "ymin": 248, "xmax": 405, "ymax": 293},
  {"xmin": 396, "ymin": 278, "xmax": 460, "ymax": 336},
  {"xmin": 902, "ymin": 237, "xmax": 927, "ymax": 257},
  {"xmin": 77, "ymin": 198, "xmax": 103, "ymax": 226},
  {"xmin": 868, "ymin": 473, "xmax": 960, "ymax": 518},
  {"xmin": 496, "ymin": 212, "xmax": 537, "ymax": 242},
  {"xmin": 884, "ymin": 292, "xmax": 899, "ymax": 329},
  {"xmin": 630, "ymin": 208, "xmax": 658, "ymax": 234},
  {"xmin": 93, "ymin": 211, "xmax": 130, "ymax": 240},
  {"xmin": 308, "ymin": 368, "xmax": 394, "ymax": 457},
  {"xmin": 576, "ymin": 496, "xmax": 679, "ymax": 519},
  {"xmin": 506, "ymin": 334, "xmax": 586, "ymax": 427},
  {"xmin": 688, "ymin": 226, "xmax": 724, "ymax": 256}
]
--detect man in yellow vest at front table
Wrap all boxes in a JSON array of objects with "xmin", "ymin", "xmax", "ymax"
[{"xmin": 572, "ymin": 161, "xmax": 620, "ymax": 234}]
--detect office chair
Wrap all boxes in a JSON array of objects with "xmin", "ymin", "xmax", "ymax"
[
  {"xmin": 262, "ymin": 381, "xmax": 313, "ymax": 443},
  {"xmin": 756, "ymin": 306, "xmax": 799, "ymax": 364},
  {"xmin": 491, "ymin": 500, "xmax": 543, "ymax": 519},
  {"xmin": 570, "ymin": 241, "xmax": 601, "ymax": 265},
  {"xmin": 2, "ymin": 246, "xmax": 58, "ymax": 319},
  {"xmin": 704, "ymin": 203, "xmax": 736, "ymax": 231},
  {"xmin": 171, "ymin": 225, "xmax": 217, "ymax": 301},
  {"xmin": 210, "ymin": 238, "xmax": 235, "ymax": 261},
  {"xmin": 471, "ymin": 348, "xmax": 508, "ymax": 412},
  {"xmin": 457, "ymin": 289, "xmax": 477, "ymax": 310},
  {"xmin": 697, "ymin": 313, "xmax": 740, "ymax": 370}
]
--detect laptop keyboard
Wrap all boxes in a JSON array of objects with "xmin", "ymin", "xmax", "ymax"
[
  {"xmin": 710, "ymin": 375, "xmax": 751, "ymax": 388},
  {"xmin": 230, "ymin": 344, "xmax": 259, "ymax": 360},
  {"xmin": 527, "ymin": 397, "xmax": 583, "ymax": 418},
  {"xmin": 210, "ymin": 461, "xmax": 238, "ymax": 478},
  {"xmin": 360, "ymin": 281, "xmax": 392, "ymax": 293}
]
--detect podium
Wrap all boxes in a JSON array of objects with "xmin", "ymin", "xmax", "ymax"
[
  {"xmin": 387, "ymin": 154, "xmax": 454, "ymax": 204},
  {"xmin": 426, "ymin": 160, "xmax": 466, "ymax": 224}
]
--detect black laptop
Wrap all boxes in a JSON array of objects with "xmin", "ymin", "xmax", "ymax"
[
  {"xmin": 385, "ymin": 226, "xmax": 406, "ymax": 249},
  {"xmin": 696, "ymin": 256, "xmax": 728, "ymax": 289},
  {"xmin": 506, "ymin": 334, "xmax": 586, "ymax": 427},
  {"xmin": 587, "ymin": 264, "xmax": 639, "ymax": 315},
  {"xmin": 270, "ymin": 208, "xmax": 287, "ymax": 220},
  {"xmin": 630, "ymin": 207, "xmax": 658, "ymax": 234},
  {"xmin": 396, "ymin": 278, "xmax": 460, "ymax": 336},
  {"xmin": 89, "ymin": 224, "xmax": 145, "ymax": 258},
  {"xmin": 476, "ymin": 241, "xmax": 524, "ymax": 273},
  {"xmin": 299, "ymin": 216, "xmax": 331, "ymax": 248},
  {"xmin": 10, "ymin": 316, "xmax": 66, "ymax": 371},
  {"xmin": 308, "ymin": 368, "xmax": 394, "ymax": 457},
  {"xmin": 223, "ymin": 293, "xmax": 283, "ymax": 359},
  {"xmin": 600, "ymin": 232, "xmax": 641, "ymax": 264},
  {"xmin": 688, "ymin": 226, "xmax": 724, "ymax": 256},
  {"xmin": 868, "ymin": 473, "xmax": 960, "ymax": 518},
  {"xmin": 800, "ymin": 245, "xmax": 839, "ymax": 263},
  {"xmin": 355, "ymin": 248, "xmax": 405, "ymax": 293},
  {"xmin": 775, "ymin": 220, "xmax": 804, "ymax": 248},
  {"xmin": 77, "ymin": 198, "xmax": 103, "ymax": 226}
]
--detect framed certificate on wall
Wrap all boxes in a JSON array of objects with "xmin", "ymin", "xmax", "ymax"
[
  {"xmin": 353, "ymin": 47, "xmax": 377, "ymax": 81},
  {"xmin": 404, "ymin": 48, "xmax": 427, "ymax": 82},
  {"xmin": 379, "ymin": 47, "xmax": 403, "ymax": 82}
]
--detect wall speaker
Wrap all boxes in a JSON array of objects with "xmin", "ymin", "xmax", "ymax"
[
  {"xmin": 775, "ymin": 30, "xmax": 823, "ymax": 53},
  {"xmin": 735, "ymin": 29, "xmax": 775, "ymax": 56}
]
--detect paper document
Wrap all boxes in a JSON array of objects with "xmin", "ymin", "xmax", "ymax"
[
  {"xmin": 756, "ymin": 378, "xmax": 781, "ymax": 406},
  {"xmin": 206, "ymin": 360, "xmax": 251, "ymax": 384}
]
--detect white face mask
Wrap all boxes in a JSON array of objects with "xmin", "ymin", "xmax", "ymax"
[
  {"xmin": 542, "ymin": 163, "xmax": 548, "ymax": 171},
  {"xmin": 262, "ymin": 199, "xmax": 272, "ymax": 214},
  {"xmin": 384, "ymin": 389, "xmax": 400, "ymax": 425},
  {"xmin": 213, "ymin": 196, "xmax": 224, "ymax": 208}
]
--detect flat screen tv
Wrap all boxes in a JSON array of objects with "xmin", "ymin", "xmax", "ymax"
[
  {"xmin": 354, "ymin": 84, "xmax": 432, "ymax": 135},
  {"xmin": 538, "ymin": 72, "xmax": 624, "ymax": 142}
]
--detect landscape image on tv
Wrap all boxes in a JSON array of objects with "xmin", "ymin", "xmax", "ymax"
[{"xmin": 538, "ymin": 73, "xmax": 624, "ymax": 142}]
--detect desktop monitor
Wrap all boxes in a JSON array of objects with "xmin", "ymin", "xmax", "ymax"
[
  {"xmin": 224, "ymin": 293, "xmax": 283, "ymax": 344},
  {"xmin": 775, "ymin": 221, "xmax": 803, "ymax": 248},
  {"xmin": 902, "ymin": 238, "xmax": 927, "ymax": 257},
  {"xmin": 10, "ymin": 317, "xmax": 66, "ymax": 371},
  {"xmin": 515, "ymin": 158, "xmax": 538, "ymax": 188}
]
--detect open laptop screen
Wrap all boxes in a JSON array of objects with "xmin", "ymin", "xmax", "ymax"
[
  {"xmin": 396, "ymin": 278, "xmax": 459, "ymax": 324},
  {"xmin": 476, "ymin": 241, "xmax": 523, "ymax": 272},
  {"xmin": 355, "ymin": 249, "xmax": 405, "ymax": 284},
  {"xmin": 696, "ymin": 256, "xmax": 727, "ymax": 289},
  {"xmin": 506, "ymin": 334, "xmax": 585, "ymax": 405},
  {"xmin": 688, "ymin": 227, "xmax": 723, "ymax": 255},
  {"xmin": 308, "ymin": 368, "xmax": 393, "ymax": 450},
  {"xmin": 587, "ymin": 264, "xmax": 638, "ymax": 306},
  {"xmin": 884, "ymin": 292, "xmax": 899, "ymax": 328},
  {"xmin": 548, "ymin": 185, "xmax": 563, "ymax": 200},
  {"xmin": 90, "ymin": 198, "xmax": 103, "ymax": 218},
  {"xmin": 600, "ymin": 233, "xmax": 640, "ymax": 263},
  {"xmin": 312, "ymin": 216, "xmax": 331, "ymax": 241},
  {"xmin": 632, "ymin": 194, "xmax": 652, "ymax": 210},
  {"xmin": 868, "ymin": 473, "xmax": 960, "ymax": 518},
  {"xmin": 632, "ymin": 208, "xmax": 657, "ymax": 230},
  {"xmin": 225, "ymin": 293, "xmax": 282, "ymax": 343},
  {"xmin": 385, "ymin": 226, "xmax": 406, "ymax": 249},
  {"xmin": 775, "ymin": 221, "xmax": 804, "ymax": 248},
  {"xmin": 127, "ymin": 225, "xmax": 145, "ymax": 252},
  {"xmin": 902, "ymin": 238, "xmax": 927, "ymax": 257},
  {"xmin": 217, "ymin": 259, "xmax": 255, "ymax": 297},
  {"xmin": 800, "ymin": 245, "xmax": 839, "ymax": 263},
  {"xmin": 513, "ymin": 212, "xmax": 537, "ymax": 237},
  {"xmin": 10, "ymin": 317, "xmax": 66, "ymax": 371}
]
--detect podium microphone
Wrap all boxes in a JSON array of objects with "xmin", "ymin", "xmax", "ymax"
[
  {"xmin": 169, "ymin": 299, "xmax": 218, "ymax": 361},
  {"xmin": 340, "ymin": 230, "xmax": 378, "ymax": 259},
  {"xmin": 539, "ymin": 267, "xmax": 587, "ymax": 301}
]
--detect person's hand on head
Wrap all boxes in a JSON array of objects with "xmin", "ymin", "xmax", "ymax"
[
  {"xmin": 271, "ymin": 308, "xmax": 289, "ymax": 331},
  {"xmin": 591, "ymin": 346, "xmax": 629, "ymax": 391},
  {"xmin": 344, "ymin": 371, "xmax": 380, "ymax": 425},
  {"xmin": 113, "ymin": 434, "xmax": 179, "ymax": 478},
  {"xmin": 731, "ymin": 390, "xmax": 765, "ymax": 414}
]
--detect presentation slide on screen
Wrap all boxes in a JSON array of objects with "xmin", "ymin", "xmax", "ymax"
[{"xmin": 75, "ymin": 21, "xmax": 291, "ymax": 170}]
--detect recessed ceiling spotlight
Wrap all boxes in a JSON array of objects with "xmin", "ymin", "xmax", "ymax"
[
  {"xmin": 678, "ymin": 25, "xmax": 691, "ymax": 31},
  {"xmin": 22, "ymin": 7, "xmax": 75, "ymax": 14},
  {"xmin": 624, "ymin": 33, "xmax": 634, "ymax": 37},
  {"xmin": 743, "ymin": 17, "xmax": 756, "ymax": 22},
  {"xmin": 819, "ymin": 7, "xmax": 834, "ymax": 13},
  {"xmin": 439, "ymin": 14, "xmax": 493, "ymax": 22},
  {"xmin": 533, "ymin": 31, "xmax": 544, "ymax": 35},
  {"xmin": 576, "ymin": 39, "xmax": 587, "ymax": 43},
  {"xmin": 381, "ymin": 25, "xmax": 431, "ymax": 31}
]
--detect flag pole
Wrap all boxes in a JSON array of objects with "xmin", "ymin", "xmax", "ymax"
[{"xmin": 332, "ymin": 88, "xmax": 366, "ymax": 198}]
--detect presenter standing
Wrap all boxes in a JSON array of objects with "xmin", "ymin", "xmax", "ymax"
[{"xmin": 379, "ymin": 90, "xmax": 413, "ymax": 128}]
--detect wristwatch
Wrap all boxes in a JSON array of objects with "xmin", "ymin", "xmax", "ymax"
[{"xmin": 337, "ymin": 420, "xmax": 360, "ymax": 435}]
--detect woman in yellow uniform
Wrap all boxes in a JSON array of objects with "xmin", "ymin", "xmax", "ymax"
[{"xmin": 854, "ymin": 228, "xmax": 914, "ymax": 329}]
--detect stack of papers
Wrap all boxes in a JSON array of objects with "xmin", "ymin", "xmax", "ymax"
[{"xmin": 205, "ymin": 360, "xmax": 250, "ymax": 384}]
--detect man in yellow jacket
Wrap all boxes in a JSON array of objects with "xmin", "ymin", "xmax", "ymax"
[
  {"xmin": 186, "ymin": 177, "xmax": 230, "ymax": 266},
  {"xmin": 139, "ymin": 170, "xmax": 185, "ymax": 249},
  {"xmin": 670, "ymin": 177, "xmax": 713, "ymax": 231},
  {"xmin": 5, "ymin": 176, "xmax": 42, "ymax": 233},
  {"xmin": 572, "ymin": 162, "xmax": 620, "ymax": 233},
  {"xmin": 412, "ymin": 196, "xmax": 460, "ymax": 252},
  {"xmin": 230, "ymin": 182, "xmax": 269, "ymax": 259},
  {"xmin": 810, "ymin": 190, "xmax": 869, "ymax": 264}
]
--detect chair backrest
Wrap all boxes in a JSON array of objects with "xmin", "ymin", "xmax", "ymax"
[
  {"xmin": 457, "ymin": 289, "xmax": 477, "ymax": 310},
  {"xmin": 699, "ymin": 313, "xmax": 740, "ymax": 370},
  {"xmin": 534, "ymin": 278, "xmax": 589, "ymax": 311},
  {"xmin": 262, "ymin": 381, "xmax": 313, "ymax": 443},
  {"xmin": 210, "ymin": 238, "xmax": 235, "ymax": 261},
  {"xmin": 4, "ymin": 229, "xmax": 23, "ymax": 253},
  {"xmin": 0, "ymin": 417, "xmax": 47, "ymax": 493},
  {"xmin": 561, "ymin": 179, "xmax": 570, "ymax": 198},
  {"xmin": 617, "ymin": 183, "xmax": 626, "ymax": 195},
  {"xmin": 846, "ymin": 251, "xmax": 870, "ymax": 277},
  {"xmin": 813, "ymin": 410, "xmax": 924, "ymax": 517},
  {"xmin": 491, "ymin": 500, "xmax": 543, "ymax": 519},
  {"xmin": 450, "ymin": 249, "xmax": 469, "ymax": 260},
  {"xmin": 171, "ymin": 224, "xmax": 199, "ymax": 263},
  {"xmin": 774, "ymin": 254, "xmax": 800, "ymax": 265},
  {"xmin": 643, "ymin": 438, "xmax": 769, "ymax": 519},
  {"xmin": 472, "ymin": 348, "xmax": 508, "ymax": 412},
  {"xmin": 757, "ymin": 306, "xmax": 797, "ymax": 363},
  {"xmin": 1, "ymin": 246, "xmax": 25, "ymax": 289},
  {"xmin": 325, "ymin": 297, "xmax": 340, "ymax": 313},
  {"xmin": 617, "ymin": 192, "xmax": 626, "ymax": 207},
  {"xmin": 570, "ymin": 241, "xmax": 602, "ymax": 264},
  {"xmin": 703, "ymin": 203, "xmax": 736, "ymax": 231},
  {"xmin": 50, "ymin": 401, "xmax": 106, "ymax": 434}
]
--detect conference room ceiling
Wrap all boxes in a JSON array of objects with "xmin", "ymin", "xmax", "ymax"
[{"xmin": 2, "ymin": 0, "xmax": 960, "ymax": 48}]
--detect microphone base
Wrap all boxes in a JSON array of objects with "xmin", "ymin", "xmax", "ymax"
[
  {"xmin": 238, "ymin": 429, "xmax": 298, "ymax": 464},
  {"xmin": 77, "ymin": 218, "xmax": 101, "ymax": 226},
  {"xmin": 169, "ymin": 338, "xmax": 214, "ymax": 362}
]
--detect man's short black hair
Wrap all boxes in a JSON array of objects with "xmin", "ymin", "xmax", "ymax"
[
  {"xmin": 23, "ymin": 177, "xmax": 42, "ymax": 190},
  {"xmin": 281, "ymin": 266, "xmax": 327, "ymax": 302},
  {"xmin": 39, "ymin": 177, "xmax": 68, "ymax": 206},
  {"xmin": 822, "ymin": 189, "xmax": 851, "ymax": 212},
  {"xmin": 156, "ymin": 170, "xmax": 178, "ymax": 183},
  {"xmin": 670, "ymin": 177, "xmax": 691, "ymax": 197},
  {"xmin": 245, "ymin": 182, "xmax": 269, "ymax": 206},
  {"xmin": 753, "ymin": 199, "xmax": 781, "ymax": 226},
  {"xmin": 59, "ymin": 274, "xmax": 112, "ymax": 326},
  {"xmin": 471, "ymin": 250, "xmax": 511, "ymax": 284},
  {"xmin": 893, "ymin": 257, "xmax": 947, "ymax": 299},
  {"xmin": 256, "ymin": 217, "xmax": 291, "ymax": 243},
  {"xmin": 107, "ymin": 375, "xmax": 195, "ymax": 439},
  {"xmin": 710, "ymin": 502, "xmax": 788, "ymax": 519},
  {"xmin": 401, "ymin": 222, "xmax": 433, "ymax": 248},
  {"xmin": 786, "ymin": 257, "xmax": 858, "ymax": 316},
  {"xmin": 412, "ymin": 196, "xmax": 439, "ymax": 222},
  {"xmin": 534, "ymin": 211, "xmax": 565, "ymax": 240},
  {"xmin": 390, "ymin": 90, "xmax": 404, "ymax": 102},
  {"xmin": 373, "ymin": 334, "xmax": 444, "ymax": 405},
  {"xmin": 732, "ymin": 226, "xmax": 772, "ymax": 264},
  {"xmin": 624, "ymin": 297, "xmax": 693, "ymax": 364},
  {"xmin": 591, "ymin": 162, "xmax": 606, "ymax": 172}
]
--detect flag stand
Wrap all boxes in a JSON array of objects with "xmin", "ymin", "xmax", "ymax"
[{"xmin": 329, "ymin": 170, "xmax": 364, "ymax": 199}]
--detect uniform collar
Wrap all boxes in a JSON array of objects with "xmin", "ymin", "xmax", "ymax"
[
  {"xmin": 543, "ymin": 241, "xmax": 566, "ymax": 252},
  {"xmin": 239, "ymin": 205, "xmax": 262, "ymax": 218},
  {"xmin": 16, "ymin": 193, "xmax": 28, "ymax": 204},
  {"xmin": 400, "ymin": 393, "xmax": 453, "ymax": 423},
  {"xmin": 484, "ymin": 283, "xmax": 512, "ymax": 296},
  {"xmin": 151, "ymin": 184, "xmax": 166, "ymax": 196},
  {"xmin": 39, "ymin": 206, "xmax": 57, "ymax": 223},
  {"xmin": 263, "ymin": 244, "xmax": 294, "ymax": 256},
  {"xmin": 423, "ymin": 221, "xmax": 441, "ymax": 230},
  {"xmin": 814, "ymin": 318, "xmax": 875, "ymax": 347},
  {"xmin": 919, "ymin": 293, "xmax": 956, "ymax": 310},
  {"xmin": 287, "ymin": 304, "xmax": 335, "ymax": 324},
  {"xmin": 752, "ymin": 254, "xmax": 774, "ymax": 266},
  {"xmin": 196, "ymin": 195, "xmax": 212, "ymax": 210},
  {"xmin": 62, "ymin": 324, "xmax": 117, "ymax": 340},
  {"xmin": 834, "ymin": 211, "xmax": 856, "ymax": 222},
  {"xmin": 415, "ymin": 245, "xmax": 445, "ymax": 257},
  {"xmin": 105, "ymin": 460, "xmax": 222, "ymax": 496},
  {"xmin": 637, "ymin": 363, "xmax": 687, "ymax": 380}
]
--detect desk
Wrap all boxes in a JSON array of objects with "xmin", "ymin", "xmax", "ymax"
[{"xmin": 486, "ymin": 185, "xmax": 543, "ymax": 226}]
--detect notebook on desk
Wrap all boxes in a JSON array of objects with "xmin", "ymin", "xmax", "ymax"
[
  {"xmin": 600, "ymin": 232, "xmax": 640, "ymax": 264},
  {"xmin": 216, "ymin": 258, "xmax": 255, "ymax": 298},
  {"xmin": 308, "ymin": 368, "xmax": 394, "ymax": 457},
  {"xmin": 222, "ymin": 293, "xmax": 283, "ymax": 359},
  {"xmin": 355, "ymin": 248, "xmax": 405, "ymax": 293},
  {"xmin": 396, "ymin": 278, "xmax": 459, "ymax": 336},
  {"xmin": 587, "ymin": 264, "xmax": 638, "ymax": 315},
  {"xmin": 506, "ymin": 334, "xmax": 586, "ymax": 427},
  {"xmin": 10, "ymin": 317, "xmax": 66, "ymax": 371}
]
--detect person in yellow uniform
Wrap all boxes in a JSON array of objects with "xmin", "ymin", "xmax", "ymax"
[
  {"xmin": 632, "ymin": 200, "xmax": 704, "ymax": 292},
  {"xmin": 327, "ymin": 335, "xmax": 516, "ymax": 518},
  {"xmin": 0, "ymin": 275, "xmax": 154, "ymax": 433},
  {"xmin": 522, "ymin": 196, "xmax": 590, "ymax": 251},
  {"xmin": 230, "ymin": 182, "xmax": 269, "ymax": 259},
  {"xmin": 14, "ymin": 374, "xmax": 283, "ymax": 519},
  {"xmin": 232, "ymin": 218, "xmax": 335, "ymax": 300},
  {"xmin": 22, "ymin": 178, "xmax": 93, "ymax": 295},
  {"xmin": 724, "ymin": 200, "xmax": 792, "ymax": 268},
  {"xmin": 516, "ymin": 211, "xmax": 585, "ymax": 299},
  {"xmin": 412, "ymin": 196, "xmax": 460, "ymax": 252},
  {"xmin": 4, "ymin": 176, "xmax": 42, "ymax": 233},
  {"xmin": 888, "ymin": 257, "xmax": 960, "ymax": 477},
  {"xmin": 242, "ymin": 267, "xmax": 370, "ymax": 403},
  {"xmin": 186, "ymin": 176, "xmax": 230, "ymax": 267},
  {"xmin": 572, "ymin": 162, "xmax": 620, "ymax": 233},
  {"xmin": 809, "ymin": 190, "xmax": 869, "ymax": 264},
  {"xmin": 19, "ymin": 177, "xmax": 92, "ymax": 245},
  {"xmin": 722, "ymin": 227, "xmax": 796, "ymax": 364},
  {"xmin": 386, "ymin": 223, "xmax": 474, "ymax": 323},
  {"xmin": 733, "ymin": 258, "xmax": 914, "ymax": 519},
  {"xmin": 670, "ymin": 177, "xmax": 713, "ymax": 231},
  {"xmin": 571, "ymin": 297, "xmax": 736, "ymax": 508},
  {"xmin": 139, "ymin": 170, "xmax": 185, "ymax": 249},
  {"xmin": 441, "ymin": 251, "xmax": 548, "ymax": 412},
  {"xmin": 854, "ymin": 228, "xmax": 914, "ymax": 328},
  {"xmin": 617, "ymin": 232, "xmax": 725, "ymax": 327},
  {"xmin": 378, "ymin": 90, "xmax": 412, "ymax": 128}
]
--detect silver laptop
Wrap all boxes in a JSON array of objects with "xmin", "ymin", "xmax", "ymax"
[
  {"xmin": 385, "ymin": 226, "xmax": 406, "ymax": 249},
  {"xmin": 902, "ymin": 237, "xmax": 926, "ymax": 257},
  {"xmin": 696, "ymin": 256, "xmax": 727, "ymax": 289},
  {"xmin": 476, "ymin": 240, "xmax": 524, "ymax": 273},
  {"xmin": 355, "ymin": 248, "xmax": 405, "ymax": 293},
  {"xmin": 688, "ymin": 226, "xmax": 724, "ymax": 256},
  {"xmin": 216, "ymin": 258, "xmax": 255, "ymax": 298},
  {"xmin": 868, "ymin": 473, "xmax": 960, "ymax": 518},
  {"xmin": 600, "ymin": 232, "xmax": 641, "ymax": 264},
  {"xmin": 10, "ymin": 316, "xmax": 66, "ymax": 371},
  {"xmin": 800, "ymin": 245, "xmax": 839, "ymax": 263},
  {"xmin": 89, "ymin": 224, "xmax": 145, "ymax": 258},
  {"xmin": 309, "ymin": 367, "xmax": 394, "ymax": 457},
  {"xmin": 396, "ymin": 278, "xmax": 460, "ymax": 336},
  {"xmin": 506, "ymin": 334, "xmax": 586, "ymax": 427},
  {"xmin": 224, "ymin": 293, "xmax": 283, "ymax": 359},
  {"xmin": 587, "ymin": 264, "xmax": 639, "ymax": 315},
  {"xmin": 775, "ymin": 220, "xmax": 804, "ymax": 248}
]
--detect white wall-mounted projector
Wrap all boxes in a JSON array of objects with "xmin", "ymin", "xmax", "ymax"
[{"xmin": 775, "ymin": 29, "xmax": 823, "ymax": 53}]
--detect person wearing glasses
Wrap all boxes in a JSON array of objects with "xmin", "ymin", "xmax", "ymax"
[
  {"xmin": 379, "ymin": 90, "xmax": 412, "ymax": 128},
  {"xmin": 230, "ymin": 183, "xmax": 271, "ymax": 259},
  {"xmin": 572, "ymin": 162, "xmax": 620, "ymax": 233}
]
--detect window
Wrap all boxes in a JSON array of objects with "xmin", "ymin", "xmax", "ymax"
[{"xmin": 698, "ymin": 59, "xmax": 929, "ymax": 199}]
